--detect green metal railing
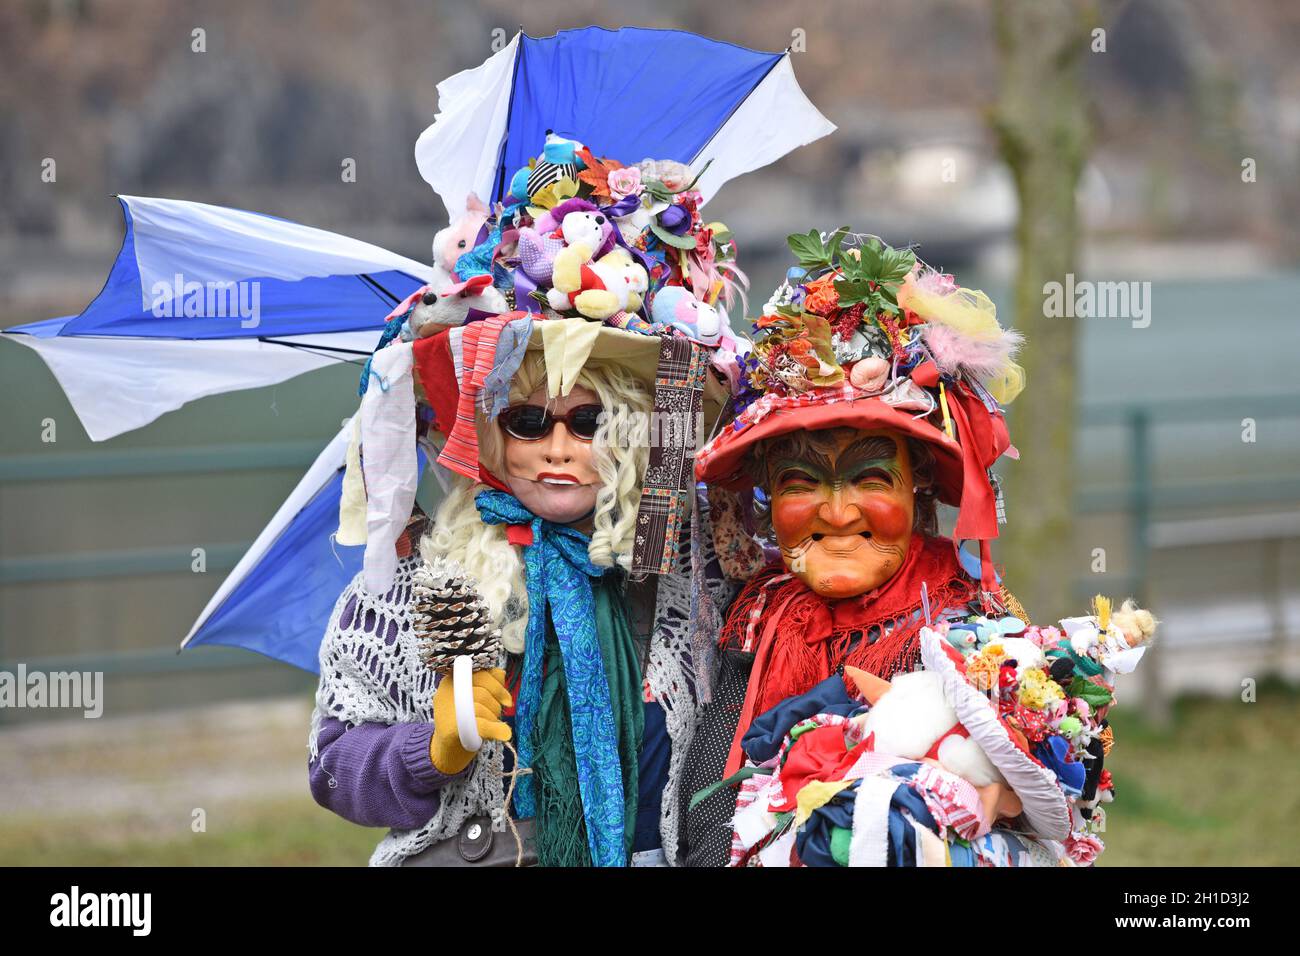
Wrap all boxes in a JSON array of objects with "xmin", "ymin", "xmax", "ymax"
[{"xmin": 2, "ymin": 396, "xmax": 1298, "ymax": 688}]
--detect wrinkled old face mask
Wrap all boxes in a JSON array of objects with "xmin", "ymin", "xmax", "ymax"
[
  {"xmin": 767, "ymin": 429, "xmax": 915, "ymax": 599},
  {"xmin": 501, "ymin": 384, "xmax": 602, "ymax": 525}
]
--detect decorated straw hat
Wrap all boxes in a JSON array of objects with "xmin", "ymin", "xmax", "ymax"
[
  {"xmin": 347, "ymin": 132, "xmax": 746, "ymax": 587},
  {"xmin": 695, "ymin": 228, "xmax": 1024, "ymax": 594}
]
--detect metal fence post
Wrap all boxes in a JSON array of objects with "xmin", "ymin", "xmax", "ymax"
[{"xmin": 1130, "ymin": 408, "xmax": 1169, "ymax": 726}]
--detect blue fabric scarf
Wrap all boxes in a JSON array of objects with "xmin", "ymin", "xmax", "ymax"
[{"xmin": 474, "ymin": 489, "xmax": 627, "ymax": 866}]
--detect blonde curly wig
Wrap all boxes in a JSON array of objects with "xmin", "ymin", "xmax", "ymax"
[{"xmin": 420, "ymin": 351, "xmax": 652, "ymax": 654}]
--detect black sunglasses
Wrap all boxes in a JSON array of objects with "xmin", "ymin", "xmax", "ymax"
[{"xmin": 497, "ymin": 403, "xmax": 604, "ymax": 442}]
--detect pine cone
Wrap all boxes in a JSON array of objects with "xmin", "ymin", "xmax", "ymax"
[{"xmin": 411, "ymin": 556, "xmax": 502, "ymax": 671}]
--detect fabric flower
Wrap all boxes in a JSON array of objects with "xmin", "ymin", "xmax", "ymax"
[
  {"xmin": 1017, "ymin": 667, "xmax": 1064, "ymax": 710},
  {"xmin": 657, "ymin": 161, "xmax": 691, "ymax": 191},
  {"xmin": 1012, "ymin": 704, "xmax": 1050, "ymax": 742},
  {"xmin": 607, "ymin": 166, "xmax": 643, "ymax": 200},
  {"xmin": 695, "ymin": 226, "xmax": 715, "ymax": 256},
  {"xmin": 638, "ymin": 158, "xmax": 692, "ymax": 192},
  {"xmin": 526, "ymin": 177, "xmax": 578, "ymax": 217},
  {"xmin": 1023, "ymin": 624, "xmax": 1060, "ymax": 649},
  {"xmin": 965, "ymin": 653, "xmax": 1000, "ymax": 692},
  {"xmin": 763, "ymin": 281, "xmax": 796, "ymax": 317},
  {"xmin": 802, "ymin": 273, "xmax": 841, "ymax": 315},
  {"xmin": 1064, "ymin": 832, "xmax": 1104, "ymax": 865},
  {"xmin": 658, "ymin": 203, "xmax": 691, "ymax": 235}
]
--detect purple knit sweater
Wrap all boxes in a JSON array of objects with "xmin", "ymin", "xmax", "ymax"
[{"xmin": 309, "ymin": 716, "xmax": 466, "ymax": 830}]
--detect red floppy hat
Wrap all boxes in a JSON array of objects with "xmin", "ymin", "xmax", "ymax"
[{"xmin": 696, "ymin": 370, "xmax": 1011, "ymax": 546}]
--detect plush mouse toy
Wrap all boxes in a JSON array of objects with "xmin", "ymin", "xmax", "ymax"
[{"xmin": 408, "ymin": 274, "xmax": 508, "ymax": 337}]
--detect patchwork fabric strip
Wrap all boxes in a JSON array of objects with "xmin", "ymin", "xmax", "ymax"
[
  {"xmin": 630, "ymin": 335, "xmax": 707, "ymax": 576},
  {"xmin": 435, "ymin": 314, "xmax": 511, "ymax": 481}
]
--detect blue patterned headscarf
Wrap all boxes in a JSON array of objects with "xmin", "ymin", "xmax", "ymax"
[{"xmin": 474, "ymin": 489, "xmax": 627, "ymax": 866}]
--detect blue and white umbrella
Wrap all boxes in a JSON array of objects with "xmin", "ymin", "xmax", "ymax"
[
  {"xmin": 416, "ymin": 26, "xmax": 836, "ymax": 220},
  {"xmin": 4, "ymin": 26, "xmax": 834, "ymax": 671},
  {"xmin": 5, "ymin": 194, "xmax": 432, "ymax": 441}
]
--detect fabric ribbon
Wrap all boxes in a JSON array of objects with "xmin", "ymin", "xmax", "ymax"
[
  {"xmin": 629, "ymin": 334, "xmax": 708, "ymax": 576},
  {"xmin": 436, "ymin": 313, "xmax": 521, "ymax": 481},
  {"xmin": 945, "ymin": 381, "xmax": 1011, "ymax": 596},
  {"xmin": 478, "ymin": 315, "xmax": 534, "ymax": 421},
  {"xmin": 474, "ymin": 490, "xmax": 629, "ymax": 866}
]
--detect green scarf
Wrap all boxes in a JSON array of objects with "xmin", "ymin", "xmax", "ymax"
[{"xmin": 530, "ymin": 576, "xmax": 644, "ymax": 866}]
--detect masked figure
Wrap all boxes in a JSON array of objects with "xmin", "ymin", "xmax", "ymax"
[
  {"xmin": 308, "ymin": 136, "xmax": 741, "ymax": 866},
  {"xmin": 679, "ymin": 229, "xmax": 1154, "ymax": 867}
]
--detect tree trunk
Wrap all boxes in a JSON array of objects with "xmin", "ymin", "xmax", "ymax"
[{"xmin": 989, "ymin": 0, "xmax": 1096, "ymax": 621}]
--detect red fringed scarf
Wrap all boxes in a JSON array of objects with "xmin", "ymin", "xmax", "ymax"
[{"xmin": 719, "ymin": 534, "xmax": 981, "ymax": 777}]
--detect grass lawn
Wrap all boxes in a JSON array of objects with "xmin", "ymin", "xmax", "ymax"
[
  {"xmin": 0, "ymin": 798, "xmax": 384, "ymax": 867},
  {"xmin": 1098, "ymin": 678, "xmax": 1300, "ymax": 865}
]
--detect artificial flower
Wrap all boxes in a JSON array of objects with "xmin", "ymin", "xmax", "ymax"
[
  {"xmin": 1018, "ymin": 667, "xmax": 1064, "ymax": 710},
  {"xmin": 802, "ymin": 273, "xmax": 841, "ymax": 315},
  {"xmin": 576, "ymin": 148, "xmax": 624, "ymax": 200},
  {"xmin": 607, "ymin": 166, "xmax": 643, "ymax": 200},
  {"xmin": 695, "ymin": 226, "xmax": 715, "ymax": 256},
  {"xmin": 1064, "ymin": 832, "xmax": 1104, "ymax": 865},
  {"xmin": 658, "ymin": 203, "xmax": 691, "ymax": 235},
  {"xmin": 526, "ymin": 177, "xmax": 578, "ymax": 217},
  {"xmin": 763, "ymin": 281, "xmax": 797, "ymax": 317}
]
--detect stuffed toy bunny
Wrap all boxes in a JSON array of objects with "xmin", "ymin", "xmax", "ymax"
[{"xmin": 430, "ymin": 193, "xmax": 489, "ymax": 291}]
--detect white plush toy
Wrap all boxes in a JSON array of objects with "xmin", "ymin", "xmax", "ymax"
[
  {"xmin": 849, "ymin": 667, "xmax": 1002, "ymax": 787},
  {"xmin": 548, "ymin": 239, "xmax": 648, "ymax": 320},
  {"xmin": 845, "ymin": 665, "xmax": 1024, "ymax": 826}
]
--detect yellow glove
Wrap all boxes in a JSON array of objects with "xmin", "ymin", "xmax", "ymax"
[{"xmin": 430, "ymin": 667, "xmax": 513, "ymax": 775}]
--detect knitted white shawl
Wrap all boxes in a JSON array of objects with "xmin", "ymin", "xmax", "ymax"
[{"xmin": 309, "ymin": 502, "xmax": 735, "ymax": 866}]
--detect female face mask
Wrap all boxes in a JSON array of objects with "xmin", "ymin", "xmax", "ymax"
[
  {"xmin": 501, "ymin": 384, "xmax": 602, "ymax": 525},
  {"xmin": 766, "ymin": 429, "xmax": 915, "ymax": 599}
]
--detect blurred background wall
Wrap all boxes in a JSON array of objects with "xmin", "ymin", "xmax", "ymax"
[{"xmin": 1, "ymin": 0, "xmax": 1298, "ymax": 864}]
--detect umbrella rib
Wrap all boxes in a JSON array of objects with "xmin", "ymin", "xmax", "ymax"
[
  {"xmin": 493, "ymin": 30, "xmax": 527, "ymax": 205},
  {"xmin": 257, "ymin": 337, "xmax": 372, "ymax": 360},
  {"xmin": 359, "ymin": 273, "xmax": 402, "ymax": 305},
  {"xmin": 688, "ymin": 50, "xmax": 790, "ymax": 169}
]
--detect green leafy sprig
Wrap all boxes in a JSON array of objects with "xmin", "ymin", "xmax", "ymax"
[
  {"xmin": 836, "ymin": 236, "xmax": 915, "ymax": 315},
  {"xmin": 784, "ymin": 228, "xmax": 917, "ymax": 316},
  {"xmin": 786, "ymin": 226, "xmax": 850, "ymax": 271}
]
